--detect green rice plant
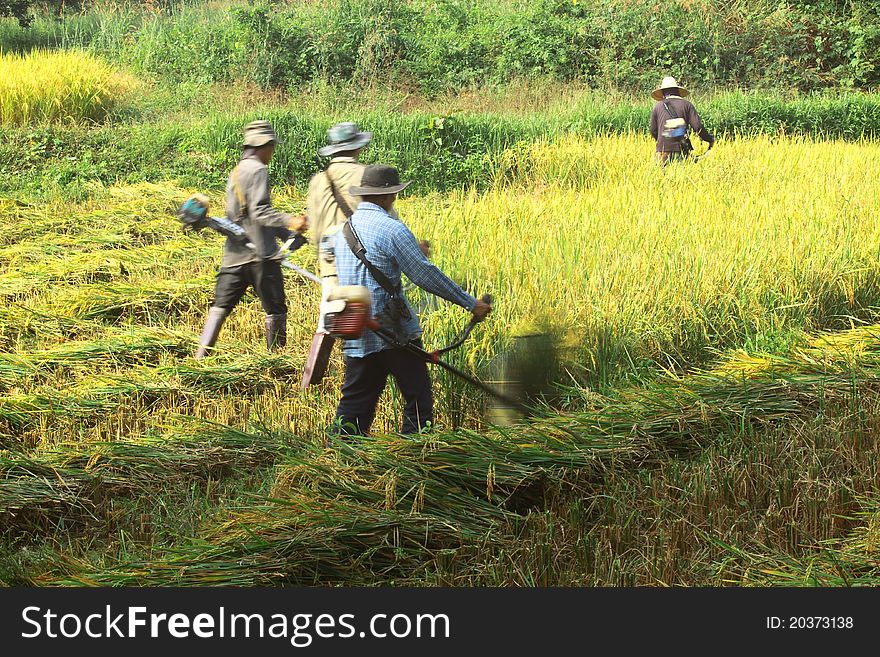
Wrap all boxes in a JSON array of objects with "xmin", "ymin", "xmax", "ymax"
[
  {"xmin": 708, "ymin": 493, "xmax": 880, "ymax": 586},
  {"xmin": 5, "ymin": 130, "xmax": 880, "ymax": 586},
  {"xmin": 0, "ymin": 451, "xmax": 130, "ymax": 531},
  {"xmin": 45, "ymin": 280, "xmax": 209, "ymax": 321},
  {"xmin": 0, "ymin": 354, "xmax": 32, "ymax": 391},
  {"xmin": 1, "ymin": 421, "xmax": 285, "ymax": 535}
]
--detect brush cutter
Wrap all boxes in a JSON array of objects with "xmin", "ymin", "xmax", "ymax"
[
  {"xmin": 177, "ymin": 195, "xmax": 544, "ymax": 414},
  {"xmin": 324, "ymin": 286, "xmax": 529, "ymax": 414},
  {"xmin": 176, "ymin": 195, "xmax": 310, "ymax": 270}
]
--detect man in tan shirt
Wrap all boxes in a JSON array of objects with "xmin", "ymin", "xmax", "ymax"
[
  {"xmin": 301, "ymin": 123, "xmax": 375, "ymax": 387},
  {"xmin": 307, "ymin": 123, "xmax": 375, "ymax": 279},
  {"xmin": 302, "ymin": 123, "xmax": 425, "ymax": 387}
]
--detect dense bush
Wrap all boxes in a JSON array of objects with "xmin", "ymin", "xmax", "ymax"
[{"xmin": 1, "ymin": 0, "xmax": 878, "ymax": 94}]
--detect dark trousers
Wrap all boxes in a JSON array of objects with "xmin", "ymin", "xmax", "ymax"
[
  {"xmin": 334, "ymin": 343, "xmax": 433, "ymax": 437},
  {"xmin": 657, "ymin": 150, "xmax": 690, "ymax": 164},
  {"xmin": 213, "ymin": 260, "xmax": 286, "ymax": 315}
]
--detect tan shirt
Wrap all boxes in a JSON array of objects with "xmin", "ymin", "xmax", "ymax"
[
  {"xmin": 307, "ymin": 157, "xmax": 399, "ymax": 278},
  {"xmin": 307, "ymin": 157, "xmax": 365, "ymax": 250},
  {"xmin": 222, "ymin": 155, "xmax": 291, "ymax": 268}
]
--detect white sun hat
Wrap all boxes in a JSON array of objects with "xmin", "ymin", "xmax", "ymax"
[{"xmin": 651, "ymin": 76, "xmax": 690, "ymax": 101}]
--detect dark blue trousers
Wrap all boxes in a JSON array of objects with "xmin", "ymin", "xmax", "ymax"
[{"xmin": 333, "ymin": 343, "xmax": 433, "ymax": 436}]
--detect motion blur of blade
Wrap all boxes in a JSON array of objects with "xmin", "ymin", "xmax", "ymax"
[{"xmin": 482, "ymin": 331, "xmax": 559, "ymax": 425}]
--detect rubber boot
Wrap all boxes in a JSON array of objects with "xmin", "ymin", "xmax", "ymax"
[
  {"xmin": 195, "ymin": 306, "xmax": 229, "ymax": 359},
  {"xmin": 265, "ymin": 313, "xmax": 287, "ymax": 351}
]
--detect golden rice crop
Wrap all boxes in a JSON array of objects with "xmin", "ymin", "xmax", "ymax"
[
  {"xmin": 400, "ymin": 133, "xmax": 880, "ymax": 381},
  {"xmin": 3, "ymin": 134, "xmax": 880, "ymax": 423},
  {"xmin": 0, "ymin": 49, "xmax": 138, "ymax": 126}
]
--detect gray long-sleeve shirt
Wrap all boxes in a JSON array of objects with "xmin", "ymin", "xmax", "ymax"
[
  {"xmin": 649, "ymin": 96, "xmax": 714, "ymax": 153},
  {"xmin": 221, "ymin": 155, "xmax": 292, "ymax": 268}
]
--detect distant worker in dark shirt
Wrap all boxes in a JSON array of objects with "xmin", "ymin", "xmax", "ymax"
[{"xmin": 649, "ymin": 76, "xmax": 715, "ymax": 163}]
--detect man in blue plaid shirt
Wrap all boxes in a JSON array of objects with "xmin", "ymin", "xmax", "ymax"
[{"xmin": 331, "ymin": 164, "xmax": 492, "ymax": 436}]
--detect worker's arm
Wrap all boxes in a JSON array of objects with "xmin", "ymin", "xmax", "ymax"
[
  {"xmin": 649, "ymin": 105, "xmax": 659, "ymax": 140},
  {"xmin": 306, "ymin": 173, "xmax": 328, "ymax": 246},
  {"xmin": 686, "ymin": 102, "xmax": 715, "ymax": 148},
  {"xmin": 391, "ymin": 223, "xmax": 477, "ymax": 312},
  {"xmin": 247, "ymin": 167, "xmax": 307, "ymax": 231}
]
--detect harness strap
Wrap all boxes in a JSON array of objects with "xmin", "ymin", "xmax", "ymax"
[
  {"xmin": 232, "ymin": 165, "xmax": 247, "ymax": 221},
  {"xmin": 341, "ymin": 221, "xmax": 403, "ymax": 301},
  {"xmin": 326, "ymin": 165, "xmax": 354, "ymax": 219},
  {"xmin": 662, "ymin": 100, "xmax": 693, "ymax": 154}
]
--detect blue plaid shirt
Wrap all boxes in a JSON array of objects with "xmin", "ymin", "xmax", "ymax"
[{"xmin": 334, "ymin": 202, "xmax": 477, "ymax": 358}]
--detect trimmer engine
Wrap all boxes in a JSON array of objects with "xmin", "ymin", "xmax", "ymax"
[
  {"xmin": 324, "ymin": 286, "xmax": 372, "ymax": 339},
  {"xmin": 177, "ymin": 194, "xmax": 256, "ymax": 251}
]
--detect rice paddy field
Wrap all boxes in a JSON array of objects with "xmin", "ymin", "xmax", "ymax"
[
  {"xmin": 0, "ymin": 50, "xmax": 138, "ymax": 126},
  {"xmin": 3, "ymin": 120, "xmax": 880, "ymax": 586},
  {"xmin": 2, "ymin": 11, "xmax": 880, "ymax": 585}
]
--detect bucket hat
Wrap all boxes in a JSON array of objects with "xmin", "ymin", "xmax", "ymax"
[
  {"xmin": 651, "ymin": 76, "xmax": 690, "ymax": 101},
  {"xmin": 243, "ymin": 120, "xmax": 280, "ymax": 147},
  {"xmin": 318, "ymin": 122, "xmax": 373, "ymax": 157},
  {"xmin": 349, "ymin": 164, "xmax": 412, "ymax": 196}
]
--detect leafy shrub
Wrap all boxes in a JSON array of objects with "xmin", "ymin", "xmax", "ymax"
[{"xmin": 2, "ymin": 0, "xmax": 877, "ymax": 94}]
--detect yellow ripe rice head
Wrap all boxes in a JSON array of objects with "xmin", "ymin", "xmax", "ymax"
[{"xmin": 0, "ymin": 49, "xmax": 139, "ymax": 126}]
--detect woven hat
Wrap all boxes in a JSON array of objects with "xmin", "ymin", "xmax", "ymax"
[
  {"xmin": 651, "ymin": 76, "xmax": 690, "ymax": 101},
  {"xmin": 243, "ymin": 120, "xmax": 280, "ymax": 147},
  {"xmin": 318, "ymin": 122, "xmax": 373, "ymax": 157},
  {"xmin": 349, "ymin": 164, "xmax": 411, "ymax": 196}
]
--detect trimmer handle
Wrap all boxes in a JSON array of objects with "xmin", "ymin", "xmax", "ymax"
[
  {"xmin": 470, "ymin": 293, "xmax": 493, "ymax": 324},
  {"xmin": 433, "ymin": 293, "xmax": 493, "ymax": 358}
]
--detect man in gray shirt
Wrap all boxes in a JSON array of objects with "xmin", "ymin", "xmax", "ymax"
[{"xmin": 194, "ymin": 120, "xmax": 307, "ymax": 359}]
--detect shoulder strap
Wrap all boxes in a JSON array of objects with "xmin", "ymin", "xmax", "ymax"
[
  {"xmin": 232, "ymin": 165, "xmax": 247, "ymax": 220},
  {"xmin": 342, "ymin": 221, "xmax": 401, "ymax": 297},
  {"xmin": 326, "ymin": 166, "xmax": 353, "ymax": 219},
  {"xmin": 662, "ymin": 100, "xmax": 692, "ymax": 154},
  {"xmin": 662, "ymin": 100, "xmax": 680, "ymax": 121}
]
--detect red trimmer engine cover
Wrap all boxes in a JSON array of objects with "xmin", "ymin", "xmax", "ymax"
[
  {"xmin": 324, "ymin": 286, "xmax": 373, "ymax": 340},
  {"xmin": 326, "ymin": 302, "xmax": 370, "ymax": 339}
]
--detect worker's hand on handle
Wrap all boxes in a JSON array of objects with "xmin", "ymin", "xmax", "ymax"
[
  {"xmin": 471, "ymin": 294, "xmax": 493, "ymax": 323},
  {"xmin": 288, "ymin": 213, "xmax": 309, "ymax": 232},
  {"xmin": 419, "ymin": 240, "xmax": 431, "ymax": 259}
]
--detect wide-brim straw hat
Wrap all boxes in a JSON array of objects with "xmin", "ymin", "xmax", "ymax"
[
  {"xmin": 349, "ymin": 164, "xmax": 412, "ymax": 196},
  {"xmin": 243, "ymin": 120, "xmax": 281, "ymax": 147},
  {"xmin": 318, "ymin": 121, "xmax": 373, "ymax": 157},
  {"xmin": 651, "ymin": 76, "xmax": 690, "ymax": 101}
]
